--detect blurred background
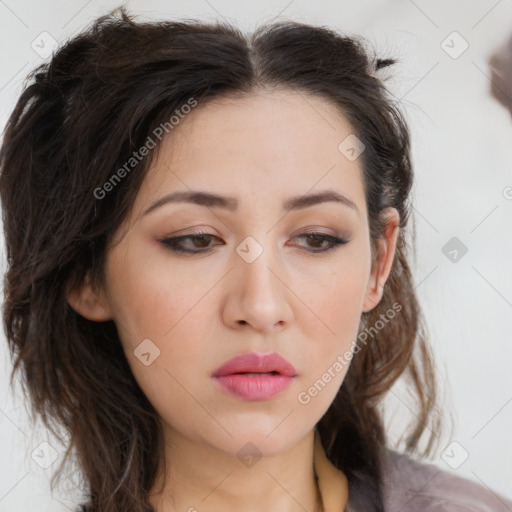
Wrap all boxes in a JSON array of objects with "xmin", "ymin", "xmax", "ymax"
[{"xmin": 0, "ymin": 0, "xmax": 511, "ymax": 510}]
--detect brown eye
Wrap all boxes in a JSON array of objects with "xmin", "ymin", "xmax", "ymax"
[
  {"xmin": 159, "ymin": 232, "xmax": 222, "ymax": 253},
  {"xmin": 293, "ymin": 232, "xmax": 348, "ymax": 253}
]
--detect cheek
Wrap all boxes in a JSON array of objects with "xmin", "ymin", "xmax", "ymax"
[
  {"xmin": 287, "ymin": 251, "xmax": 371, "ymax": 413},
  {"xmin": 322, "ymin": 267, "xmax": 367, "ymax": 327},
  {"xmin": 103, "ymin": 248, "xmax": 217, "ymax": 395},
  {"xmin": 107, "ymin": 270, "xmax": 212, "ymax": 433},
  {"xmin": 294, "ymin": 249, "xmax": 371, "ymax": 347},
  {"xmin": 104, "ymin": 241, "xmax": 212, "ymax": 343}
]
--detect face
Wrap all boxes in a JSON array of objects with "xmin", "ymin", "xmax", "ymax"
[{"xmin": 68, "ymin": 88, "xmax": 399, "ymax": 458}]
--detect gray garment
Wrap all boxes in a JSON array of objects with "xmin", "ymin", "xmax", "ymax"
[{"xmin": 346, "ymin": 449, "xmax": 512, "ymax": 511}]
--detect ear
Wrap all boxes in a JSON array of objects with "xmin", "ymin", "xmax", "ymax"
[
  {"xmin": 362, "ymin": 207, "xmax": 400, "ymax": 313},
  {"xmin": 66, "ymin": 272, "xmax": 113, "ymax": 321}
]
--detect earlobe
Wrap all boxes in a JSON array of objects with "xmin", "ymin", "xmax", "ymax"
[
  {"xmin": 66, "ymin": 273, "xmax": 113, "ymax": 321},
  {"xmin": 362, "ymin": 208, "xmax": 400, "ymax": 313}
]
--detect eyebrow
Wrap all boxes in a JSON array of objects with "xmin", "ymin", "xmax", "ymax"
[{"xmin": 142, "ymin": 189, "xmax": 359, "ymax": 217}]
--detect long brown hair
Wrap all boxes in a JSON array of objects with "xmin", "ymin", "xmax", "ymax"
[{"xmin": 0, "ymin": 7, "xmax": 442, "ymax": 511}]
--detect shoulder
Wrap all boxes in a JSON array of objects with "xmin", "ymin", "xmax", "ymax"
[{"xmin": 380, "ymin": 449, "xmax": 512, "ymax": 512}]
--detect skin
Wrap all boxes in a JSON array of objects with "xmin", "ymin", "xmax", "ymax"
[{"xmin": 68, "ymin": 88, "xmax": 399, "ymax": 512}]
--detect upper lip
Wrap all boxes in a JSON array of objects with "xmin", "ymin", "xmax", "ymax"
[{"xmin": 212, "ymin": 351, "xmax": 297, "ymax": 377}]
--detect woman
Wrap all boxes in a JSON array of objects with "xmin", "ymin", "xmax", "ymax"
[{"xmin": 0, "ymin": 8, "xmax": 510, "ymax": 512}]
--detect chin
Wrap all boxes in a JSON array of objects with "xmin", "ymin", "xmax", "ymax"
[{"xmin": 204, "ymin": 421, "xmax": 313, "ymax": 459}]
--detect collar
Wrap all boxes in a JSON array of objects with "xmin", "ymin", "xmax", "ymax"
[{"xmin": 313, "ymin": 430, "xmax": 349, "ymax": 512}]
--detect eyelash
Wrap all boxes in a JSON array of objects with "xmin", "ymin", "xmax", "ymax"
[{"xmin": 159, "ymin": 229, "xmax": 349, "ymax": 254}]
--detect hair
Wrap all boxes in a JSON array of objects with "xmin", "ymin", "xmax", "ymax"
[
  {"xmin": 488, "ymin": 32, "xmax": 512, "ymax": 114},
  {"xmin": 0, "ymin": 7, "xmax": 443, "ymax": 512}
]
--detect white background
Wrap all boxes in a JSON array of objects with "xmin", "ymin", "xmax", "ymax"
[{"xmin": 1, "ymin": 1, "xmax": 511, "ymax": 510}]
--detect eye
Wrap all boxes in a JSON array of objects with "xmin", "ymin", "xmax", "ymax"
[
  {"xmin": 292, "ymin": 232, "xmax": 349, "ymax": 252},
  {"xmin": 159, "ymin": 229, "xmax": 221, "ymax": 254},
  {"xmin": 158, "ymin": 230, "xmax": 349, "ymax": 254}
]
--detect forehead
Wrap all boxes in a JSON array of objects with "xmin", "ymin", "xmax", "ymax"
[{"xmin": 134, "ymin": 88, "xmax": 366, "ymax": 215}]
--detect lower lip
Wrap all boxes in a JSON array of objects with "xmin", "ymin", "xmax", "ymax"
[{"xmin": 213, "ymin": 374, "xmax": 294, "ymax": 401}]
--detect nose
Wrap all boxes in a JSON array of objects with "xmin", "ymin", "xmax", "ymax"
[{"xmin": 221, "ymin": 240, "xmax": 293, "ymax": 335}]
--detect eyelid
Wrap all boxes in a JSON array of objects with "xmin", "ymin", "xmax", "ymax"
[
  {"xmin": 162, "ymin": 226, "xmax": 216, "ymax": 237},
  {"xmin": 165, "ymin": 225, "xmax": 346, "ymax": 240},
  {"xmin": 292, "ymin": 225, "xmax": 338, "ymax": 237}
]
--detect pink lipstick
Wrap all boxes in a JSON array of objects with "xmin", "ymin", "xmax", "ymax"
[{"xmin": 212, "ymin": 351, "xmax": 297, "ymax": 401}]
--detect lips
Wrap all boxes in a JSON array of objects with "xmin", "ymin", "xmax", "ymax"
[
  {"xmin": 212, "ymin": 351, "xmax": 297, "ymax": 378},
  {"xmin": 212, "ymin": 352, "xmax": 297, "ymax": 401}
]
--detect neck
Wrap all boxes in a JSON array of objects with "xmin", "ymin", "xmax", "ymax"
[{"xmin": 149, "ymin": 428, "xmax": 322, "ymax": 512}]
